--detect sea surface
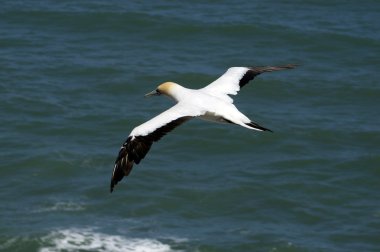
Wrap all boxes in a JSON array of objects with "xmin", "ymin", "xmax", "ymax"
[{"xmin": 1, "ymin": 1, "xmax": 379, "ymax": 251}]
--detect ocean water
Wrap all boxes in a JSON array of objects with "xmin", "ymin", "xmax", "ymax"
[{"xmin": 1, "ymin": 0, "xmax": 379, "ymax": 251}]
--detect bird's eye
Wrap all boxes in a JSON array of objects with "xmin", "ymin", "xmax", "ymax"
[{"xmin": 156, "ymin": 89, "xmax": 161, "ymax": 94}]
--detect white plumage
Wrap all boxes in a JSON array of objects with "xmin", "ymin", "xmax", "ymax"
[{"xmin": 111, "ymin": 64, "xmax": 296, "ymax": 192}]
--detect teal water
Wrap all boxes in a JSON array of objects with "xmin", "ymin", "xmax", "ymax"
[{"xmin": 1, "ymin": 1, "xmax": 380, "ymax": 251}]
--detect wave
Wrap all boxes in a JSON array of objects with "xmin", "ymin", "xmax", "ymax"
[
  {"xmin": 39, "ymin": 228, "xmax": 178, "ymax": 252},
  {"xmin": 33, "ymin": 202, "xmax": 85, "ymax": 213}
]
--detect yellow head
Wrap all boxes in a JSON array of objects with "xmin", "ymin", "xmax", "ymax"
[{"xmin": 145, "ymin": 82, "xmax": 177, "ymax": 97}]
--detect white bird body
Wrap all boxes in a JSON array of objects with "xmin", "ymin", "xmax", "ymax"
[
  {"xmin": 111, "ymin": 64, "xmax": 296, "ymax": 192},
  {"xmin": 131, "ymin": 85, "xmax": 254, "ymax": 137}
]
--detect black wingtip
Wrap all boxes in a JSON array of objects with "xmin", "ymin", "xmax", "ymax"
[
  {"xmin": 249, "ymin": 64, "xmax": 298, "ymax": 73},
  {"xmin": 110, "ymin": 171, "xmax": 118, "ymax": 193},
  {"xmin": 110, "ymin": 181, "xmax": 115, "ymax": 193},
  {"xmin": 277, "ymin": 63, "xmax": 299, "ymax": 69},
  {"xmin": 239, "ymin": 64, "xmax": 298, "ymax": 88},
  {"xmin": 110, "ymin": 142, "xmax": 129, "ymax": 193}
]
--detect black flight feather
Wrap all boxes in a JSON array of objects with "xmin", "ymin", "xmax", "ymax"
[
  {"xmin": 110, "ymin": 116, "xmax": 192, "ymax": 192},
  {"xmin": 239, "ymin": 64, "xmax": 297, "ymax": 88}
]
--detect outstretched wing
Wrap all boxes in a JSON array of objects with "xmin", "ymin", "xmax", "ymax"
[
  {"xmin": 110, "ymin": 103, "xmax": 202, "ymax": 192},
  {"xmin": 201, "ymin": 64, "xmax": 297, "ymax": 101}
]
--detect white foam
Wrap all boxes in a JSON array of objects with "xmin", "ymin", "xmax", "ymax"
[{"xmin": 39, "ymin": 228, "xmax": 177, "ymax": 252}]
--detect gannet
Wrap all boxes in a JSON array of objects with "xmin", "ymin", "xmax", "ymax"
[{"xmin": 111, "ymin": 64, "xmax": 296, "ymax": 192}]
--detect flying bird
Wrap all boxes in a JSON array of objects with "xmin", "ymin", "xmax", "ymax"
[{"xmin": 111, "ymin": 64, "xmax": 296, "ymax": 192}]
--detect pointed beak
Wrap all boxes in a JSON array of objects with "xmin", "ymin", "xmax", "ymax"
[{"xmin": 144, "ymin": 90, "xmax": 160, "ymax": 97}]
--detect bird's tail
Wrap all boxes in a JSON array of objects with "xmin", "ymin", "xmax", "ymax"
[{"xmin": 245, "ymin": 121, "xmax": 273, "ymax": 132}]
